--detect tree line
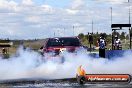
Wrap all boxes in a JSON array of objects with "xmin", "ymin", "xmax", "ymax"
[{"xmin": 78, "ymin": 32, "xmax": 130, "ymax": 47}]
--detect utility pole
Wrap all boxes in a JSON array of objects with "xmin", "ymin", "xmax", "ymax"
[
  {"xmin": 129, "ymin": 1, "xmax": 130, "ymax": 24},
  {"xmin": 64, "ymin": 28, "xmax": 65, "ymax": 37},
  {"xmin": 54, "ymin": 31, "xmax": 55, "ymax": 37},
  {"xmin": 111, "ymin": 7, "xmax": 114, "ymax": 50},
  {"xmin": 92, "ymin": 20, "xmax": 93, "ymax": 34},
  {"xmin": 111, "ymin": 7, "xmax": 113, "ymax": 24},
  {"xmin": 128, "ymin": 0, "xmax": 131, "ymax": 49},
  {"xmin": 73, "ymin": 26, "xmax": 74, "ymax": 36},
  {"xmin": 57, "ymin": 29, "xmax": 59, "ymax": 37}
]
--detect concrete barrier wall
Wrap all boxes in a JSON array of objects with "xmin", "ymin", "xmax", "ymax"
[{"xmin": 105, "ymin": 50, "xmax": 132, "ymax": 59}]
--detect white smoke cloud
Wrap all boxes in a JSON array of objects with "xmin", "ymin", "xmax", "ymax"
[{"xmin": 0, "ymin": 47, "xmax": 132, "ymax": 80}]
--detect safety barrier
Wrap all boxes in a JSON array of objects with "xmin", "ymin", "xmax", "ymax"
[{"xmin": 105, "ymin": 50, "xmax": 132, "ymax": 59}]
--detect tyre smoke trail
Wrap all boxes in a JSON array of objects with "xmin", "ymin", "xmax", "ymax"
[{"xmin": 0, "ymin": 46, "xmax": 132, "ymax": 80}]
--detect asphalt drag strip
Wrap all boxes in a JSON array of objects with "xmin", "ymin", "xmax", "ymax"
[{"xmin": 0, "ymin": 78, "xmax": 132, "ymax": 88}]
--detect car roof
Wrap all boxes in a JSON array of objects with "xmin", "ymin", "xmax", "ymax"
[{"xmin": 47, "ymin": 36, "xmax": 79, "ymax": 40}]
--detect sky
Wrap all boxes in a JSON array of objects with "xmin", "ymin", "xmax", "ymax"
[{"xmin": 0, "ymin": 0, "xmax": 131, "ymax": 39}]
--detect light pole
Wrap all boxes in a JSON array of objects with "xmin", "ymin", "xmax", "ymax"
[
  {"xmin": 64, "ymin": 28, "xmax": 65, "ymax": 37},
  {"xmin": 111, "ymin": 7, "xmax": 112, "ymax": 25},
  {"xmin": 92, "ymin": 20, "xmax": 93, "ymax": 34},
  {"xmin": 128, "ymin": 0, "xmax": 131, "ymax": 49},
  {"xmin": 73, "ymin": 26, "xmax": 75, "ymax": 36},
  {"xmin": 128, "ymin": 0, "xmax": 130, "ymax": 24},
  {"xmin": 54, "ymin": 31, "xmax": 55, "ymax": 37},
  {"xmin": 110, "ymin": 7, "xmax": 113, "ymax": 50}
]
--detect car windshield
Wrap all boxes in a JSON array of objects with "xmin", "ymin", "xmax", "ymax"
[{"xmin": 47, "ymin": 38, "xmax": 81, "ymax": 47}]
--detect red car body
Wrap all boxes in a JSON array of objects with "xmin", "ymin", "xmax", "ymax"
[{"xmin": 40, "ymin": 37, "xmax": 82, "ymax": 56}]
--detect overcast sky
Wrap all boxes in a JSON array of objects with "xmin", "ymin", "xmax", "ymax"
[{"xmin": 0, "ymin": 0, "xmax": 131, "ymax": 39}]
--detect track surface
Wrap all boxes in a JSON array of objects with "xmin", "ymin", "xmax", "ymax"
[{"xmin": 0, "ymin": 78, "xmax": 132, "ymax": 88}]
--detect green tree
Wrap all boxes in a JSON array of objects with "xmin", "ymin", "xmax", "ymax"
[
  {"xmin": 126, "ymin": 34, "xmax": 129, "ymax": 40},
  {"xmin": 120, "ymin": 32, "xmax": 126, "ymax": 40},
  {"xmin": 78, "ymin": 33, "xmax": 84, "ymax": 39}
]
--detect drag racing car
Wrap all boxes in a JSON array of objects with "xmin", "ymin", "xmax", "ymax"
[{"xmin": 39, "ymin": 37, "xmax": 83, "ymax": 62}]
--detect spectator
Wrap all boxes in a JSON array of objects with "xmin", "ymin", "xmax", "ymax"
[
  {"xmin": 113, "ymin": 35, "xmax": 122, "ymax": 50},
  {"xmin": 97, "ymin": 35, "xmax": 106, "ymax": 58}
]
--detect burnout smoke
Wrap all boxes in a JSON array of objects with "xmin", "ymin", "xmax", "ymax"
[{"xmin": 0, "ymin": 46, "xmax": 132, "ymax": 80}]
